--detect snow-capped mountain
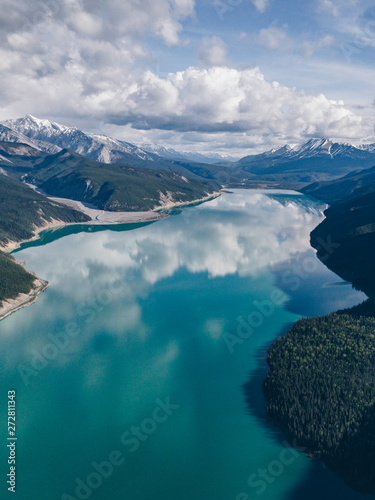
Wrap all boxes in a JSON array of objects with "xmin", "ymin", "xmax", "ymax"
[
  {"xmin": 2, "ymin": 115, "xmax": 375, "ymax": 187},
  {"xmin": 235, "ymin": 137, "xmax": 375, "ymax": 184},
  {"xmin": 239, "ymin": 138, "xmax": 374, "ymax": 164},
  {"xmin": 0, "ymin": 123, "xmax": 61, "ymax": 154},
  {"xmin": 293, "ymin": 138, "xmax": 374, "ymax": 160},
  {"xmin": 0, "ymin": 123, "xmax": 35, "ymax": 146},
  {"xmin": 358, "ymin": 143, "xmax": 375, "ymax": 154},
  {"xmin": 4, "ymin": 115, "xmax": 157, "ymax": 165},
  {"xmin": 3, "ymin": 115, "xmax": 239, "ymax": 167},
  {"xmin": 1, "ymin": 115, "xmax": 229, "ymax": 182},
  {"xmin": 140, "ymin": 142, "xmax": 240, "ymax": 164}
]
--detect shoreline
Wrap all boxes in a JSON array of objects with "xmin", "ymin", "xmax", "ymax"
[
  {"xmin": 0, "ymin": 277, "xmax": 49, "ymax": 321},
  {"xmin": 0, "ymin": 190, "xmax": 222, "ymax": 253},
  {"xmin": 0, "ymin": 190, "xmax": 222, "ymax": 320},
  {"xmin": 261, "ymin": 201, "xmax": 375, "ymax": 494}
]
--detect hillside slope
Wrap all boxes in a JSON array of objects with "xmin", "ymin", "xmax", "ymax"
[
  {"xmin": 3, "ymin": 115, "xmax": 228, "ymax": 182},
  {"xmin": 263, "ymin": 160, "xmax": 375, "ymax": 494},
  {"xmin": 301, "ymin": 164, "xmax": 375, "ymax": 203},
  {"xmin": 264, "ymin": 308, "xmax": 375, "ymax": 494},
  {"xmin": 0, "ymin": 174, "xmax": 90, "ymax": 248},
  {"xmin": 0, "ymin": 175, "xmax": 90, "ymax": 311},
  {"xmin": 300, "ymin": 163, "xmax": 375, "ymax": 296},
  {"xmin": 25, "ymin": 149, "xmax": 220, "ymax": 211},
  {"xmin": 310, "ymin": 191, "xmax": 375, "ymax": 296},
  {"xmin": 235, "ymin": 138, "xmax": 375, "ymax": 186}
]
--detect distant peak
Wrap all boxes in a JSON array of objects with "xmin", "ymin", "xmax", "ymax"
[
  {"xmin": 25, "ymin": 114, "xmax": 50, "ymax": 125},
  {"xmin": 10, "ymin": 115, "xmax": 78, "ymax": 135},
  {"xmin": 26, "ymin": 114, "xmax": 40, "ymax": 120}
]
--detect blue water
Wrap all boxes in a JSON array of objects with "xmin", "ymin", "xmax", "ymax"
[{"xmin": 0, "ymin": 190, "xmax": 372, "ymax": 500}]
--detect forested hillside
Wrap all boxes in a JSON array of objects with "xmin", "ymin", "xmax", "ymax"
[
  {"xmin": 264, "ymin": 306, "xmax": 375, "ymax": 493},
  {"xmin": 25, "ymin": 149, "xmax": 220, "ymax": 211},
  {"xmin": 0, "ymin": 252, "xmax": 36, "ymax": 307},
  {"xmin": 0, "ymin": 174, "xmax": 90, "ymax": 248},
  {"xmin": 263, "ymin": 162, "xmax": 375, "ymax": 494},
  {"xmin": 0, "ymin": 175, "xmax": 90, "ymax": 309}
]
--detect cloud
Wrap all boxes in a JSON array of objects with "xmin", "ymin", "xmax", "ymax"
[
  {"xmin": 198, "ymin": 36, "xmax": 227, "ymax": 66},
  {"xmin": 316, "ymin": 0, "xmax": 360, "ymax": 17},
  {"xmin": 0, "ymin": 0, "xmax": 195, "ymax": 119},
  {"xmin": 252, "ymin": 0, "xmax": 270, "ymax": 13},
  {"xmin": 0, "ymin": 59, "xmax": 368, "ymax": 148},
  {"xmin": 317, "ymin": 0, "xmax": 340, "ymax": 16},
  {"xmin": 97, "ymin": 67, "xmax": 364, "ymax": 141},
  {"xmin": 0, "ymin": 0, "xmax": 196, "ymax": 69},
  {"xmin": 257, "ymin": 25, "xmax": 293, "ymax": 51},
  {"xmin": 302, "ymin": 34, "xmax": 335, "ymax": 57},
  {"xmin": 1, "ymin": 0, "xmax": 195, "ymax": 45},
  {"xmin": 0, "ymin": 0, "xmax": 374, "ymax": 152}
]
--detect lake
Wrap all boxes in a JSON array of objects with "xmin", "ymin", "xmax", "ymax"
[{"xmin": 0, "ymin": 189, "xmax": 372, "ymax": 500}]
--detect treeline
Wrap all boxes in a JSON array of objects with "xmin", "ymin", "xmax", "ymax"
[
  {"xmin": 0, "ymin": 175, "xmax": 90, "ymax": 308},
  {"xmin": 0, "ymin": 252, "xmax": 35, "ymax": 306},
  {"xmin": 263, "ymin": 305, "xmax": 375, "ymax": 493},
  {"xmin": 0, "ymin": 175, "xmax": 90, "ymax": 247}
]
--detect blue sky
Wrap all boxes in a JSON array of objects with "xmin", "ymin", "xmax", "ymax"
[
  {"xmin": 1, "ymin": 0, "xmax": 375, "ymax": 154},
  {"xmin": 152, "ymin": 0, "xmax": 375, "ymax": 99}
]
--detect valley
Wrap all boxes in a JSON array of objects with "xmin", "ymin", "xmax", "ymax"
[{"xmin": 2, "ymin": 115, "xmax": 375, "ymax": 496}]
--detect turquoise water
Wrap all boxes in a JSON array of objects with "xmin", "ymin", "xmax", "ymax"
[{"xmin": 0, "ymin": 190, "xmax": 371, "ymax": 500}]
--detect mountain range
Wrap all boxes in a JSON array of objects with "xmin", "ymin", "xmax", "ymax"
[
  {"xmin": 2, "ymin": 115, "xmax": 375, "ymax": 188},
  {"xmin": 234, "ymin": 138, "xmax": 375, "ymax": 185},
  {"xmin": 140, "ymin": 142, "xmax": 240, "ymax": 164},
  {"xmin": 0, "ymin": 141, "xmax": 220, "ymax": 212}
]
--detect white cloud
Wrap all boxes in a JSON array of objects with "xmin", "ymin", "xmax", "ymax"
[
  {"xmin": 317, "ymin": 0, "xmax": 340, "ymax": 16},
  {"xmin": 302, "ymin": 34, "xmax": 335, "ymax": 57},
  {"xmin": 0, "ymin": 0, "xmax": 374, "ymax": 152},
  {"xmin": 0, "ymin": 0, "xmax": 196, "ymax": 118},
  {"xmin": 0, "ymin": 0, "xmax": 195, "ymax": 54},
  {"xmin": 198, "ymin": 36, "xmax": 227, "ymax": 66},
  {"xmin": 98, "ymin": 66, "xmax": 365, "ymax": 141},
  {"xmin": 0, "ymin": 61, "xmax": 369, "ymax": 149},
  {"xmin": 252, "ymin": 0, "xmax": 270, "ymax": 13},
  {"xmin": 257, "ymin": 25, "xmax": 293, "ymax": 51}
]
